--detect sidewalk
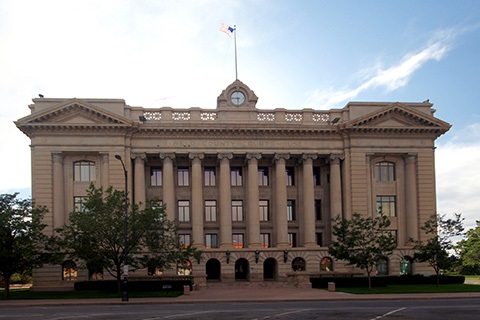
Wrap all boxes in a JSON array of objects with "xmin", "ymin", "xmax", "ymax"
[{"xmin": 2, "ymin": 287, "xmax": 480, "ymax": 308}]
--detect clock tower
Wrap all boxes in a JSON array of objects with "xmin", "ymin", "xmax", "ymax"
[{"xmin": 217, "ymin": 79, "xmax": 258, "ymax": 110}]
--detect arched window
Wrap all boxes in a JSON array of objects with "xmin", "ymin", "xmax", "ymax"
[
  {"xmin": 320, "ymin": 257, "xmax": 333, "ymax": 272},
  {"xmin": 374, "ymin": 161, "xmax": 395, "ymax": 182},
  {"xmin": 177, "ymin": 259, "xmax": 192, "ymax": 275},
  {"xmin": 400, "ymin": 256, "xmax": 413, "ymax": 275},
  {"xmin": 376, "ymin": 258, "xmax": 388, "ymax": 275},
  {"xmin": 291, "ymin": 257, "xmax": 306, "ymax": 271},
  {"xmin": 74, "ymin": 161, "xmax": 96, "ymax": 181},
  {"xmin": 62, "ymin": 260, "xmax": 77, "ymax": 281},
  {"xmin": 147, "ymin": 258, "xmax": 163, "ymax": 276}
]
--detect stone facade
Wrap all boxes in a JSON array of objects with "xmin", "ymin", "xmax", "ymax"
[{"xmin": 15, "ymin": 80, "xmax": 451, "ymax": 290}]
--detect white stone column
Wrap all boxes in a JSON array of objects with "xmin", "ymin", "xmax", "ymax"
[
  {"xmin": 133, "ymin": 153, "xmax": 146, "ymax": 208},
  {"xmin": 302, "ymin": 154, "xmax": 318, "ymax": 247},
  {"xmin": 218, "ymin": 153, "xmax": 233, "ymax": 248},
  {"xmin": 52, "ymin": 153, "xmax": 64, "ymax": 229},
  {"xmin": 247, "ymin": 153, "xmax": 261, "ymax": 248},
  {"xmin": 405, "ymin": 154, "xmax": 418, "ymax": 241},
  {"xmin": 160, "ymin": 153, "xmax": 176, "ymax": 221},
  {"xmin": 275, "ymin": 154, "xmax": 289, "ymax": 248},
  {"xmin": 190, "ymin": 153, "xmax": 205, "ymax": 248},
  {"xmin": 330, "ymin": 155, "xmax": 343, "ymax": 219}
]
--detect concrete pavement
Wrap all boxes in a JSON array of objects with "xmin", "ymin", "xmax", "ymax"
[{"xmin": 1, "ymin": 286, "xmax": 480, "ymax": 308}]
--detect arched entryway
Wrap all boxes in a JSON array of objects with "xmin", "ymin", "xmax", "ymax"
[
  {"xmin": 206, "ymin": 258, "xmax": 221, "ymax": 281},
  {"xmin": 235, "ymin": 258, "xmax": 249, "ymax": 281},
  {"xmin": 263, "ymin": 258, "xmax": 277, "ymax": 280}
]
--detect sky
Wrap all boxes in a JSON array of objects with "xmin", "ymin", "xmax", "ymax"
[{"xmin": 1, "ymin": 0, "xmax": 479, "ymax": 233}]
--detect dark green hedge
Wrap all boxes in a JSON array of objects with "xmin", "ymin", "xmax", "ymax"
[
  {"xmin": 310, "ymin": 274, "xmax": 465, "ymax": 288},
  {"xmin": 74, "ymin": 277, "xmax": 193, "ymax": 292}
]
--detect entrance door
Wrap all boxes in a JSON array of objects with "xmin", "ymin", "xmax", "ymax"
[
  {"xmin": 206, "ymin": 259, "xmax": 221, "ymax": 281},
  {"xmin": 263, "ymin": 258, "xmax": 277, "ymax": 280},
  {"xmin": 235, "ymin": 258, "xmax": 249, "ymax": 281}
]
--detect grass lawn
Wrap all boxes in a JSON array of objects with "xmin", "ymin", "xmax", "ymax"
[
  {"xmin": 335, "ymin": 284, "xmax": 480, "ymax": 294},
  {"xmin": 0, "ymin": 288, "xmax": 182, "ymax": 300}
]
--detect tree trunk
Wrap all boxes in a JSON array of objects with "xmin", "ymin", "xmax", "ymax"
[
  {"xmin": 367, "ymin": 269, "xmax": 372, "ymax": 290},
  {"xmin": 116, "ymin": 268, "xmax": 122, "ymax": 294},
  {"xmin": 4, "ymin": 275, "xmax": 11, "ymax": 298},
  {"xmin": 436, "ymin": 270, "xmax": 440, "ymax": 286}
]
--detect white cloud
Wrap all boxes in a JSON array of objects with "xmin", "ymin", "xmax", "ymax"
[
  {"xmin": 308, "ymin": 28, "xmax": 454, "ymax": 109},
  {"xmin": 436, "ymin": 124, "xmax": 480, "ymax": 231}
]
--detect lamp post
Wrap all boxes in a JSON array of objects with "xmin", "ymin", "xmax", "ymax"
[{"xmin": 115, "ymin": 154, "xmax": 129, "ymax": 302}]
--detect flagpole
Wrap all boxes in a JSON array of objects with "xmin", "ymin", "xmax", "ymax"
[{"xmin": 234, "ymin": 25, "xmax": 238, "ymax": 80}]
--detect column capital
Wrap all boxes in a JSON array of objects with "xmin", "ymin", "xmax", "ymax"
[
  {"xmin": 246, "ymin": 153, "xmax": 262, "ymax": 161},
  {"xmin": 218, "ymin": 153, "xmax": 233, "ymax": 160},
  {"xmin": 52, "ymin": 152, "xmax": 64, "ymax": 164},
  {"xmin": 189, "ymin": 152, "xmax": 205, "ymax": 160},
  {"xmin": 274, "ymin": 153, "xmax": 290, "ymax": 161},
  {"xmin": 404, "ymin": 153, "xmax": 417, "ymax": 164},
  {"xmin": 329, "ymin": 154, "xmax": 345, "ymax": 163},
  {"xmin": 159, "ymin": 153, "xmax": 175, "ymax": 160},
  {"xmin": 131, "ymin": 153, "xmax": 147, "ymax": 162},
  {"xmin": 302, "ymin": 153, "xmax": 318, "ymax": 161}
]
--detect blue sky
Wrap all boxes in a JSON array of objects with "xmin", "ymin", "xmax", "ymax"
[{"xmin": 1, "ymin": 0, "xmax": 479, "ymax": 231}]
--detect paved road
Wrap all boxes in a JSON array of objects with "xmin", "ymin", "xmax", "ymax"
[{"xmin": 1, "ymin": 298, "xmax": 479, "ymax": 319}]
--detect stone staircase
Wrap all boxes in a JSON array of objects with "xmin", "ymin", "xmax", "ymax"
[{"xmin": 205, "ymin": 280, "xmax": 297, "ymax": 290}]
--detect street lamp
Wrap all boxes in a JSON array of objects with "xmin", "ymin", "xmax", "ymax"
[{"xmin": 115, "ymin": 154, "xmax": 129, "ymax": 302}]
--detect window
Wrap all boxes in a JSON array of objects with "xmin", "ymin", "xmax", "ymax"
[
  {"xmin": 179, "ymin": 234, "xmax": 191, "ymax": 246},
  {"xmin": 288, "ymin": 233, "xmax": 297, "ymax": 247},
  {"xmin": 204, "ymin": 167, "xmax": 216, "ymax": 186},
  {"xmin": 376, "ymin": 196, "xmax": 396, "ymax": 217},
  {"xmin": 292, "ymin": 257, "xmax": 305, "ymax": 271},
  {"xmin": 74, "ymin": 161, "xmax": 95, "ymax": 181},
  {"xmin": 205, "ymin": 200, "xmax": 217, "ymax": 222},
  {"xmin": 315, "ymin": 199, "xmax": 322, "ymax": 220},
  {"xmin": 74, "ymin": 196, "xmax": 88, "ymax": 212},
  {"xmin": 233, "ymin": 233, "xmax": 244, "ymax": 248},
  {"xmin": 400, "ymin": 256, "xmax": 413, "ymax": 275},
  {"xmin": 88, "ymin": 265, "xmax": 103, "ymax": 280},
  {"xmin": 286, "ymin": 167, "xmax": 295, "ymax": 186},
  {"xmin": 177, "ymin": 167, "xmax": 189, "ymax": 186},
  {"xmin": 313, "ymin": 167, "xmax": 321, "ymax": 186},
  {"xmin": 259, "ymin": 200, "xmax": 269, "ymax": 221},
  {"xmin": 376, "ymin": 258, "xmax": 388, "ymax": 275},
  {"xmin": 320, "ymin": 257, "xmax": 333, "ymax": 272},
  {"xmin": 287, "ymin": 200, "xmax": 296, "ymax": 221},
  {"xmin": 205, "ymin": 234, "xmax": 218, "ymax": 248},
  {"xmin": 261, "ymin": 233, "xmax": 270, "ymax": 248},
  {"xmin": 316, "ymin": 232, "xmax": 323, "ymax": 247},
  {"xmin": 150, "ymin": 167, "xmax": 162, "ymax": 186},
  {"xmin": 232, "ymin": 200, "xmax": 244, "ymax": 221},
  {"xmin": 231, "ymin": 167, "xmax": 243, "ymax": 186},
  {"xmin": 147, "ymin": 259, "xmax": 163, "ymax": 276},
  {"xmin": 258, "ymin": 167, "xmax": 269, "ymax": 186},
  {"xmin": 62, "ymin": 260, "xmax": 77, "ymax": 281},
  {"xmin": 375, "ymin": 161, "xmax": 396, "ymax": 182},
  {"xmin": 178, "ymin": 200, "xmax": 190, "ymax": 222},
  {"xmin": 177, "ymin": 259, "xmax": 192, "ymax": 275}
]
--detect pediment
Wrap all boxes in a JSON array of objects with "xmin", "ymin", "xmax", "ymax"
[
  {"xmin": 17, "ymin": 99, "xmax": 132, "ymax": 126},
  {"xmin": 346, "ymin": 103, "xmax": 451, "ymax": 132}
]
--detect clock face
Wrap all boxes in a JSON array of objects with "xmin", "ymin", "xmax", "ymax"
[{"xmin": 230, "ymin": 91, "xmax": 245, "ymax": 106}]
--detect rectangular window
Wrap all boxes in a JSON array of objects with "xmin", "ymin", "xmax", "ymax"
[
  {"xmin": 286, "ymin": 167, "xmax": 295, "ymax": 186},
  {"xmin": 232, "ymin": 200, "xmax": 244, "ymax": 221},
  {"xmin": 179, "ymin": 234, "xmax": 191, "ymax": 246},
  {"xmin": 315, "ymin": 199, "xmax": 322, "ymax": 220},
  {"xmin": 259, "ymin": 200, "xmax": 269, "ymax": 221},
  {"xmin": 376, "ymin": 196, "xmax": 396, "ymax": 217},
  {"xmin": 231, "ymin": 167, "xmax": 243, "ymax": 186},
  {"xmin": 204, "ymin": 167, "xmax": 216, "ymax": 186},
  {"xmin": 150, "ymin": 167, "xmax": 162, "ymax": 186},
  {"xmin": 316, "ymin": 232, "xmax": 323, "ymax": 247},
  {"xmin": 375, "ymin": 162, "xmax": 396, "ymax": 182},
  {"xmin": 261, "ymin": 233, "xmax": 270, "ymax": 248},
  {"xmin": 288, "ymin": 233, "xmax": 297, "ymax": 247},
  {"xmin": 313, "ymin": 167, "xmax": 321, "ymax": 186},
  {"xmin": 287, "ymin": 200, "xmax": 296, "ymax": 221},
  {"xmin": 74, "ymin": 196, "xmax": 88, "ymax": 212},
  {"xmin": 258, "ymin": 167, "xmax": 269, "ymax": 186},
  {"xmin": 178, "ymin": 200, "xmax": 190, "ymax": 222},
  {"xmin": 233, "ymin": 233, "xmax": 244, "ymax": 248},
  {"xmin": 74, "ymin": 161, "xmax": 96, "ymax": 181},
  {"xmin": 205, "ymin": 200, "xmax": 217, "ymax": 222},
  {"xmin": 177, "ymin": 167, "xmax": 189, "ymax": 186},
  {"xmin": 205, "ymin": 234, "xmax": 219, "ymax": 248}
]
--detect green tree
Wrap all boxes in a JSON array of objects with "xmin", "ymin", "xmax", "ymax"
[
  {"xmin": 412, "ymin": 213, "xmax": 464, "ymax": 286},
  {"xmin": 0, "ymin": 193, "xmax": 55, "ymax": 297},
  {"xmin": 57, "ymin": 185, "xmax": 182, "ymax": 293},
  {"xmin": 328, "ymin": 213, "xmax": 397, "ymax": 289},
  {"xmin": 457, "ymin": 221, "xmax": 480, "ymax": 274}
]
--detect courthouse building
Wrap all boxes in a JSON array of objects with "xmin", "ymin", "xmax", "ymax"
[{"xmin": 16, "ymin": 80, "xmax": 450, "ymax": 290}]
